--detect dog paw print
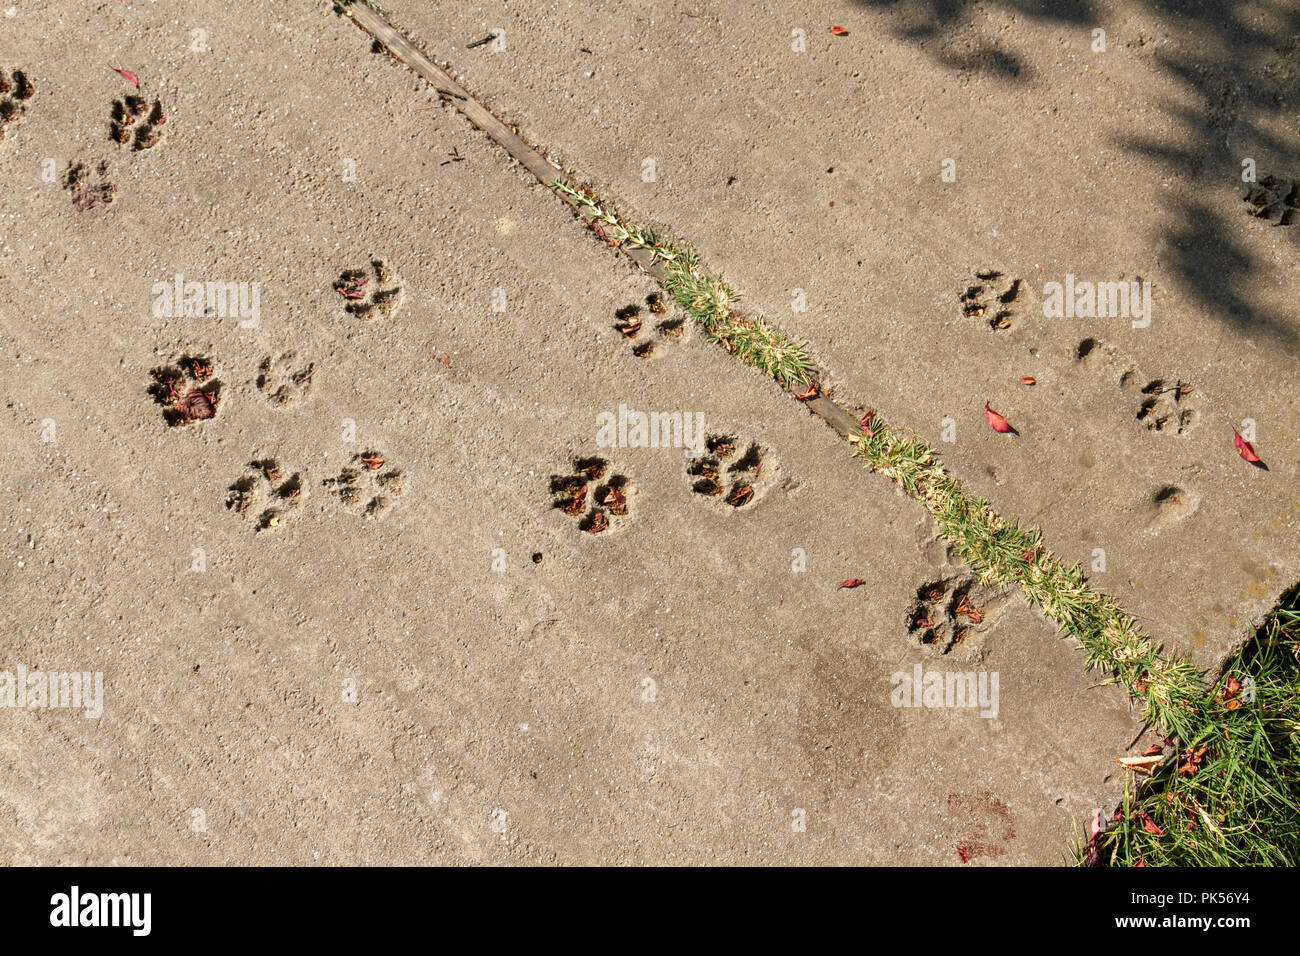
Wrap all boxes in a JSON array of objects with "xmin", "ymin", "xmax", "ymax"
[
  {"xmin": 109, "ymin": 93, "xmax": 166, "ymax": 151},
  {"xmin": 550, "ymin": 457, "xmax": 633, "ymax": 534},
  {"xmin": 323, "ymin": 451, "xmax": 406, "ymax": 520},
  {"xmin": 1125, "ymin": 375, "xmax": 1198, "ymax": 435},
  {"xmin": 333, "ymin": 259, "xmax": 404, "ymax": 321},
  {"xmin": 62, "ymin": 160, "xmax": 115, "ymax": 211},
  {"xmin": 0, "ymin": 68, "xmax": 35, "ymax": 137},
  {"xmin": 226, "ymin": 459, "xmax": 306, "ymax": 532},
  {"xmin": 1242, "ymin": 174, "xmax": 1297, "ymax": 225},
  {"xmin": 959, "ymin": 270, "xmax": 1023, "ymax": 331},
  {"xmin": 906, "ymin": 577, "xmax": 1003, "ymax": 658},
  {"xmin": 256, "ymin": 352, "xmax": 315, "ymax": 407},
  {"xmin": 686, "ymin": 434, "xmax": 771, "ymax": 509},
  {"xmin": 614, "ymin": 292, "xmax": 685, "ymax": 359},
  {"xmin": 148, "ymin": 354, "xmax": 222, "ymax": 426}
]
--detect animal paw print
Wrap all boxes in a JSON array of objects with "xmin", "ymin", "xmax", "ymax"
[
  {"xmin": 226, "ymin": 459, "xmax": 306, "ymax": 532},
  {"xmin": 1126, "ymin": 375, "xmax": 1198, "ymax": 435},
  {"xmin": 256, "ymin": 352, "xmax": 315, "ymax": 407},
  {"xmin": 686, "ymin": 434, "xmax": 769, "ymax": 509},
  {"xmin": 615, "ymin": 292, "xmax": 685, "ymax": 359},
  {"xmin": 323, "ymin": 451, "xmax": 406, "ymax": 520},
  {"xmin": 148, "ymin": 354, "xmax": 222, "ymax": 426},
  {"xmin": 550, "ymin": 457, "xmax": 633, "ymax": 534},
  {"xmin": 959, "ymin": 270, "xmax": 1023, "ymax": 331},
  {"xmin": 1242, "ymin": 174, "xmax": 1297, "ymax": 225},
  {"xmin": 109, "ymin": 93, "xmax": 166, "ymax": 151},
  {"xmin": 0, "ymin": 68, "xmax": 35, "ymax": 137},
  {"xmin": 334, "ymin": 259, "xmax": 404, "ymax": 321},
  {"xmin": 906, "ymin": 577, "xmax": 1002, "ymax": 658},
  {"xmin": 63, "ymin": 160, "xmax": 115, "ymax": 211}
]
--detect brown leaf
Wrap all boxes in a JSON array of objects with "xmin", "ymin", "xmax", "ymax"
[
  {"xmin": 176, "ymin": 389, "xmax": 215, "ymax": 421},
  {"xmin": 1138, "ymin": 811, "xmax": 1164, "ymax": 836}
]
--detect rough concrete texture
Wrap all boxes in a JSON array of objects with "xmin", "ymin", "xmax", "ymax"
[
  {"xmin": 386, "ymin": 0, "xmax": 1300, "ymax": 671},
  {"xmin": 0, "ymin": 0, "xmax": 1284, "ymax": 864}
]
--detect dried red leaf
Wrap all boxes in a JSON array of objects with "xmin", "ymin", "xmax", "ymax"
[
  {"xmin": 111, "ymin": 66, "xmax": 139, "ymax": 88},
  {"xmin": 838, "ymin": 578, "xmax": 866, "ymax": 589},
  {"xmin": 601, "ymin": 485, "xmax": 628, "ymax": 516},
  {"xmin": 1138, "ymin": 812, "xmax": 1164, "ymax": 836},
  {"xmin": 433, "ymin": 353, "xmax": 451, "ymax": 367},
  {"xmin": 725, "ymin": 484, "xmax": 754, "ymax": 507},
  {"xmin": 176, "ymin": 389, "xmax": 215, "ymax": 421},
  {"xmin": 359, "ymin": 453, "xmax": 385, "ymax": 470},
  {"xmin": 984, "ymin": 402, "xmax": 1015, "ymax": 434},
  {"xmin": 830, "ymin": 25, "xmax": 849, "ymax": 36},
  {"xmin": 1020, "ymin": 376, "xmax": 1036, "ymax": 386},
  {"xmin": 1232, "ymin": 427, "xmax": 1263, "ymax": 465},
  {"xmin": 1223, "ymin": 676, "xmax": 1242, "ymax": 700},
  {"xmin": 915, "ymin": 618, "xmax": 933, "ymax": 629},
  {"xmin": 794, "ymin": 380, "xmax": 819, "ymax": 402},
  {"xmin": 585, "ymin": 511, "xmax": 609, "ymax": 534},
  {"xmin": 1134, "ymin": 856, "xmax": 1146, "ymax": 867},
  {"xmin": 1141, "ymin": 744, "xmax": 1163, "ymax": 756},
  {"xmin": 859, "ymin": 408, "xmax": 876, "ymax": 436}
]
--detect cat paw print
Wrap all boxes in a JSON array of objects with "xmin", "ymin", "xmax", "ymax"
[
  {"xmin": 63, "ymin": 160, "xmax": 115, "ymax": 211},
  {"xmin": 0, "ymin": 68, "xmax": 35, "ymax": 137},
  {"xmin": 959, "ymin": 270, "xmax": 1023, "ymax": 331},
  {"xmin": 550, "ymin": 457, "xmax": 633, "ymax": 534},
  {"xmin": 108, "ymin": 93, "xmax": 166, "ymax": 151},
  {"xmin": 686, "ymin": 434, "xmax": 773, "ymax": 509},
  {"xmin": 148, "ymin": 354, "xmax": 222, "ymax": 426},
  {"xmin": 906, "ymin": 576, "xmax": 1004, "ymax": 659},
  {"xmin": 226, "ymin": 459, "xmax": 306, "ymax": 532},
  {"xmin": 1123, "ymin": 373, "xmax": 1198, "ymax": 435},
  {"xmin": 333, "ymin": 259, "xmax": 404, "ymax": 321},
  {"xmin": 1242, "ymin": 174, "xmax": 1297, "ymax": 225},
  {"xmin": 256, "ymin": 352, "xmax": 315, "ymax": 407},
  {"xmin": 614, "ymin": 292, "xmax": 686, "ymax": 359},
  {"xmin": 323, "ymin": 451, "xmax": 406, "ymax": 520}
]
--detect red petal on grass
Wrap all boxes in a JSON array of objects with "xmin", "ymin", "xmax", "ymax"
[
  {"xmin": 1134, "ymin": 857, "xmax": 1146, "ymax": 867},
  {"xmin": 1138, "ymin": 812, "xmax": 1164, "ymax": 836},
  {"xmin": 1232, "ymin": 428, "xmax": 1263, "ymax": 464},
  {"xmin": 111, "ymin": 66, "xmax": 139, "ymax": 87},
  {"xmin": 830, "ymin": 25, "xmax": 849, "ymax": 36},
  {"xmin": 858, "ymin": 408, "xmax": 876, "ymax": 436},
  {"xmin": 838, "ymin": 578, "xmax": 866, "ymax": 589},
  {"xmin": 984, "ymin": 402, "xmax": 1015, "ymax": 434}
]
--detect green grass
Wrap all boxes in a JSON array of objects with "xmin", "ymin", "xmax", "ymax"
[{"xmin": 551, "ymin": 177, "xmax": 1300, "ymax": 866}]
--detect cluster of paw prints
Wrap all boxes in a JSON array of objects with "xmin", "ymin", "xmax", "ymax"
[
  {"xmin": 1242, "ymin": 174, "xmax": 1297, "ymax": 225},
  {"xmin": 687, "ymin": 434, "xmax": 768, "ymax": 509},
  {"xmin": 614, "ymin": 293, "xmax": 685, "ymax": 359},
  {"xmin": 550, "ymin": 458, "xmax": 633, "ymax": 534},
  {"xmin": 62, "ymin": 161, "xmax": 116, "ymax": 211},
  {"xmin": 0, "ymin": 68, "xmax": 35, "ymax": 137},
  {"xmin": 906, "ymin": 576, "xmax": 1004, "ymax": 660},
  {"xmin": 109, "ymin": 92, "xmax": 166, "ymax": 150},
  {"xmin": 334, "ymin": 259, "xmax": 404, "ymax": 321},
  {"xmin": 322, "ymin": 451, "xmax": 406, "ymax": 521}
]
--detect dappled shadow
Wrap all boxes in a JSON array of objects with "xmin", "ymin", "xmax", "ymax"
[{"xmin": 852, "ymin": 0, "xmax": 1300, "ymax": 353}]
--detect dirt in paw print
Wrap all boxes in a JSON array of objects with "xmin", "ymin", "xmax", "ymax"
[
  {"xmin": 333, "ymin": 259, "xmax": 404, "ymax": 321},
  {"xmin": 906, "ymin": 576, "xmax": 1005, "ymax": 660},
  {"xmin": 323, "ymin": 451, "xmax": 406, "ymax": 520},
  {"xmin": 550, "ymin": 457, "xmax": 633, "ymax": 534},
  {"xmin": 148, "ymin": 354, "xmax": 222, "ymax": 426},
  {"xmin": 686, "ymin": 434, "xmax": 773, "ymax": 509},
  {"xmin": 1122, "ymin": 373, "xmax": 1198, "ymax": 435},
  {"xmin": 959, "ymin": 270, "xmax": 1023, "ymax": 331},
  {"xmin": 614, "ymin": 292, "xmax": 686, "ymax": 359},
  {"xmin": 63, "ymin": 160, "xmax": 115, "ymax": 211},
  {"xmin": 0, "ymin": 68, "xmax": 35, "ymax": 137},
  {"xmin": 227, "ymin": 459, "xmax": 306, "ymax": 532},
  {"xmin": 256, "ymin": 352, "xmax": 315, "ymax": 407},
  {"xmin": 1242, "ymin": 173, "xmax": 1297, "ymax": 224},
  {"xmin": 109, "ymin": 93, "xmax": 166, "ymax": 151}
]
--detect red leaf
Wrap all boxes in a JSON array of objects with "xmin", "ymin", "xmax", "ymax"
[
  {"xmin": 794, "ymin": 380, "xmax": 819, "ymax": 402},
  {"xmin": 1140, "ymin": 744, "xmax": 1163, "ymax": 756},
  {"xmin": 1020, "ymin": 376, "xmax": 1036, "ymax": 386},
  {"xmin": 177, "ymin": 389, "xmax": 215, "ymax": 421},
  {"xmin": 830, "ymin": 25, "xmax": 849, "ymax": 36},
  {"xmin": 1232, "ymin": 427, "xmax": 1263, "ymax": 465},
  {"xmin": 984, "ymin": 402, "xmax": 1015, "ymax": 434},
  {"xmin": 1134, "ymin": 856, "xmax": 1146, "ymax": 867},
  {"xmin": 1139, "ymin": 812, "xmax": 1164, "ymax": 836},
  {"xmin": 110, "ymin": 66, "xmax": 139, "ymax": 88},
  {"xmin": 838, "ymin": 578, "xmax": 866, "ymax": 589},
  {"xmin": 859, "ymin": 408, "xmax": 876, "ymax": 436}
]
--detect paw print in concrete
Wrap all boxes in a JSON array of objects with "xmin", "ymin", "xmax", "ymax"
[
  {"xmin": 550, "ymin": 457, "xmax": 633, "ymax": 534},
  {"xmin": 906, "ymin": 576, "xmax": 1004, "ymax": 658},
  {"xmin": 148, "ymin": 354, "xmax": 222, "ymax": 427},
  {"xmin": 0, "ymin": 68, "xmax": 35, "ymax": 137},
  {"xmin": 109, "ymin": 93, "xmax": 166, "ymax": 151},
  {"xmin": 686, "ymin": 435, "xmax": 772, "ymax": 509},
  {"xmin": 63, "ymin": 160, "xmax": 115, "ymax": 211},
  {"xmin": 1124, "ymin": 375, "xmax": 1198, "ymax": 435},
  {"xmin": 1242, "ymin": 174, "xmax": 1297, "ymax": 224},
  {"xmin": 333, "ymin": 259, "xmax": 404, "ymax": 321},
  {"xmin": 959, "ymin": 270, "xmax": 1023, "ymax": 331},
  {"xmin": 256, "ymin": 352, "xmax": 315, "ymax": 407},
  {"xmin": 226, "ymin": 459, "xmax": 306, "ymax": 532},
  {"xmin": 323, "ymin": 451, "xmax": 406, "ymax": 520},
  {"xmin": 614, "ymin": 292, "xmax": 686, "ymax": 359}
]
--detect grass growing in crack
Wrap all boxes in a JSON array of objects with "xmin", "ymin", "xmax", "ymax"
[
  {"xmin": 1079, "ymin": 592, "xmax": 1300, "ymax": 867},
  {"xmin": 551, "ymin": 177, "xmax": 1299, "ymax": 865}
]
